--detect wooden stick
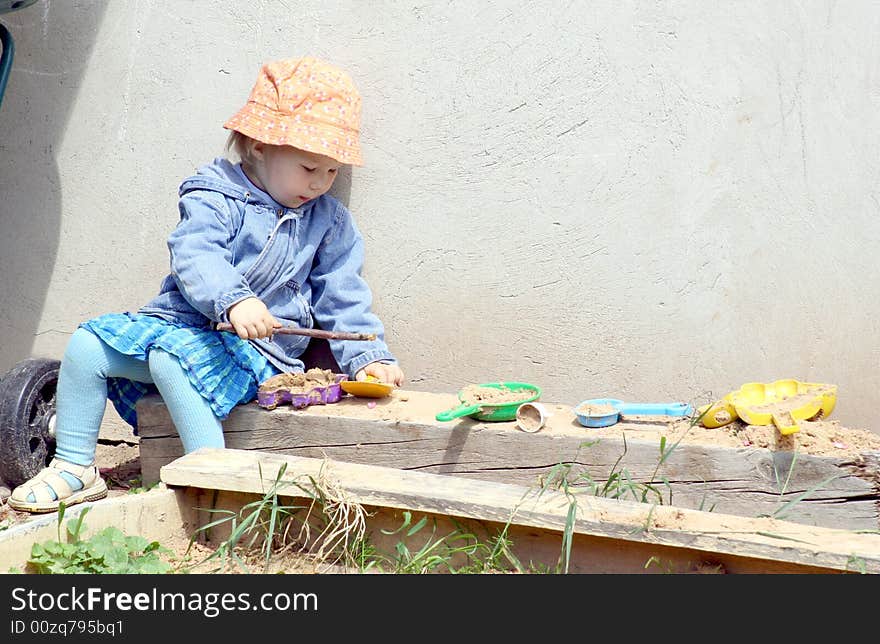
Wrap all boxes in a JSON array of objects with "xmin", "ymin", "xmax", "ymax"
[{"xmin": 215, "ymin": 322, "xmax": 376, "ymax": 342}]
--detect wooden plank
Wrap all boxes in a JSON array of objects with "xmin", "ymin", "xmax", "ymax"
[
  {"xmin": 160, "ymin": 448, "xmax": 880, "ymax": 574},
  {"xmin": 193, "ymin": 487, "xmax": 832, "ymax": 574},
  {"xmin": 136, "ymin": 392, "xmax": 880, "ymax": 530}
]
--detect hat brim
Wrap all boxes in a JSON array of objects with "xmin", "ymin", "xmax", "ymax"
[{"xmin": 224, "ymin": 103, "xmax": 363, "ymax": 166}]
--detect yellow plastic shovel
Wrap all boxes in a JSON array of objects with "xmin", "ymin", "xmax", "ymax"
[{"xmin": 698, "ymin": 380, "xmax": 837, "ymax": 436}]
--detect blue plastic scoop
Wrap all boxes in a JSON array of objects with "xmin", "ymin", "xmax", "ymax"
[{"xmin": 574, "ymin": 398, "xmax": 693, "ymax": 428}]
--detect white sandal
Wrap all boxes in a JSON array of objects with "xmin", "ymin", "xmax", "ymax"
[{"xmin": 8, "ymin": 458, "xmax": 108, "ymax": 513}]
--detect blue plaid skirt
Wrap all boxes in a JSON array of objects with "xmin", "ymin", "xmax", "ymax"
[{"xmin": 80, "ymin": 313, "xmax": 280, "ymax": 431}]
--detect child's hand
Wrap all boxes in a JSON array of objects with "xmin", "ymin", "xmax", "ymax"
[
  {"xmin": 356, "ymin": 362, "xmax": 405, "ymax": 387},
  {"xmin": 227, "ymin": 297, "xmax": 281, "ymax": 339}
]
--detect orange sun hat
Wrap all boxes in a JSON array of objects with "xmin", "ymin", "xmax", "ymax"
[{"xmin": 223, "ymin": 56, "xmax": 363, "ymax": 166}]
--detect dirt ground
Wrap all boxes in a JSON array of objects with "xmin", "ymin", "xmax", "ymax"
[{"xmin": 656, "ymin": 417, "xmax": 880, "ymax": 458}]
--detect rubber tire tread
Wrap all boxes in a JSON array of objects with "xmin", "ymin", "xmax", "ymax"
[{"xmin": 0, "ymin": 358, "xmax": 61, "ymax": 487}]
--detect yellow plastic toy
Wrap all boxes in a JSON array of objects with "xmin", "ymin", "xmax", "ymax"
[
  {"xmin": 698, "ymin": 380, "xmax": 837, "ymax": 436},
  {"xmin": 340, "ymin": 374, "xmax": 395, "ymax": 398},
  {"xmin": 698, "ymin": 394, "xmax": 737, "ymax": 429}
]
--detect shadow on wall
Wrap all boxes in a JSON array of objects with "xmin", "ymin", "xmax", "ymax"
[{"xmin": 0, "ymin": 1, "xmax": 106, "ymax": 371}]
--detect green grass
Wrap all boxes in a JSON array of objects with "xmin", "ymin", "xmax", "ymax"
[
  {"xmin": 184, "ymin": 460, "xmax": 337, "ymax": 572},
  {"xmin": 181, "ymin": 462, "xmax": 522, "ymax": 574},
  {"xmin": 19, "ymin": 503, "xmax": 173, "ymax": 574},
  {"xmin": 761, "ymin": 448, "xmax": 842, "ymax": 521},
  {"xmin": 846, "ymin": 555, "xmax": 867, "ymax": 574},
  {"xmin": 372, "ymin": 511, "xmax": 519, "ymax": 574}
]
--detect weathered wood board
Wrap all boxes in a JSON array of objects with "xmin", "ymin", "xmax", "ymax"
[
  {"xmin": 160, "ymin": 448, "xmax": 880, "ymax": 574},
  {"xmin": 136, "ymin": 391, "xmax": 880, "ymax": 531}
]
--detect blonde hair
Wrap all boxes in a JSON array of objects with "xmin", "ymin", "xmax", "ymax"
[{"xmin": 225, "ymin": 130, "xmax": 259, "ymax": 166}]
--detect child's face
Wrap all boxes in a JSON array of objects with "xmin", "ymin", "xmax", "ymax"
[{"xmin": 252, "ymin": 143, "xmax": 341, "ymax": 208}]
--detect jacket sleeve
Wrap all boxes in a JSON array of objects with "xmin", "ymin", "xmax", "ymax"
[
  {"xmin": 308, "ymin": 204, "xmax": 397, "ymax": 377},
  {"xmin": 168, "ymin": 191, "xmax": 255, "ymax": 322}
]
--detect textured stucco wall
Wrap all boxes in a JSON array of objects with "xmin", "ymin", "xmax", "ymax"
[{"xmin": 1, "ymin": 1, "xmax": 878, "ymax": 432}]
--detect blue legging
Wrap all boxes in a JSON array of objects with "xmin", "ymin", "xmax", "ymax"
[{"xmin": 56, "ymin": 327, "xmax": 224, "ymax": 466}]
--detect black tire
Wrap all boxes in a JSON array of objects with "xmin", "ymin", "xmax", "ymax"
[{"xmin": 0, "ymin": 358, "xmax": 61, "ymax": 487}]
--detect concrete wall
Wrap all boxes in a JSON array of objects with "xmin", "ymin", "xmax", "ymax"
[{"xmin": 1, "ymin": 1, "xmax": 878, "ymax": 432}]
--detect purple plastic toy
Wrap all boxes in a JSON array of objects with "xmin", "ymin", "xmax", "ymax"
[{"xmin": 257, "ymin": 373, "xmax": 348, "ymax": 410}]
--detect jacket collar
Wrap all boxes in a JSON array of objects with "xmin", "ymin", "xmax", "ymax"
[{"xmin": 178, "ymin": 158, "xmax": 313, "ymax": 215}]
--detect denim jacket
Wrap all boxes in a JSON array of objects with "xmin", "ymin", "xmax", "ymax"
[{"xmin": 139, "ymin": 157, "xmax": 396, "ymax": 378}]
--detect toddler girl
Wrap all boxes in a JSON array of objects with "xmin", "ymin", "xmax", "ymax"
[{"xmin": 9, "ymin": 56, "xmax": 404, "ymax": 513}]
